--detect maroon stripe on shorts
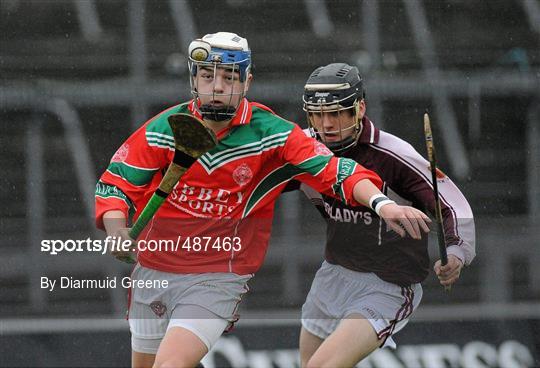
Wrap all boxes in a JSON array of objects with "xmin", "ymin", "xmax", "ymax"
[
  {"xmin": 377, "ymin": 286, "xmax": 414, "ymax": 345},
  {"xmin": 225, "ymin": 280, "xmax": 251, "ymax": 333}
]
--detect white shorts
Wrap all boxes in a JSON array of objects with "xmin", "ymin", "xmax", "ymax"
[
  {"xmin": 301, "ymin": 261, "xmax": 422, "ymax": 349},
  {"xmin": 128, "ymin": 264, "xmax": 251, "ymax": 354}
]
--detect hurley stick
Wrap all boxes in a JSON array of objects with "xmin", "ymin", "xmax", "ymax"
[
  {"xmin": 424, "ymin": 112, "xmax": 450, "ymax": 291},
  {"xmin": 118, "ymin": 113, "xmax": 217, "ymax": 263}
]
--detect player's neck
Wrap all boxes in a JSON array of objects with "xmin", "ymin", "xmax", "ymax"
[{"xmin": 204, "ymin": 118, "xmax": 232, "ymax": 136}]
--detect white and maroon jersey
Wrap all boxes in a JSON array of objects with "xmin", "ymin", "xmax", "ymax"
[
  {"xmin": 95, "ymin": 99, "xmax": 382, "ymax": 275},
  {"xmin": 293, "ymin": 116, "xmax": 475, "ymax": 286}
]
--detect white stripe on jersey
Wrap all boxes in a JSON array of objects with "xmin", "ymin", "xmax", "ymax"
[{"xmin": 372, "ymin": 131, "xmax": 475, "ymax": 264}]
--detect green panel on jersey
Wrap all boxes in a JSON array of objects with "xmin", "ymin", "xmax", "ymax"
[
  {"xmin": 95, "ymin": 181, "xmax": 136, "ymax": 218},
  {"xmin": 199, "ymin": 132, "xmax": 289, "ymax": 172},
  {"xmin": 198, "ymin": 107, "xmax": 295, "ymax": 172},
  {"xmin": 332, "ymin": 158, "xmax": 358, "ymax": 203},
  {"xmin": 295, "ymin": 155, "xmax": 332, "ymax": 177},
  {"xmin": 243, "ymin": 164, "xmax": 302, "ymax": 218},
  {"xmin": 219, "ymin": 107, "xmax": 294, "ymax": 147},
  {"xmin": 146, "ymin": 104, "xmax": 293, "ymax": 151},
  {"xmin": 107, "ymin": 162, "xmax": 159, "ymax": 186},
  {"xmin": 243, "ymin": 156, "xmax": 337, "ymax": 218},
  {"xmin": 144, "ymin": 104, "xmax": 296, "ymax": 173},
  {"xmin": 146, "ymin": 131, "xmax": 175, "ymax": 150},
  {"xmin": 145, "ymin": 103, "xmax": 187, "ymax": 135}
]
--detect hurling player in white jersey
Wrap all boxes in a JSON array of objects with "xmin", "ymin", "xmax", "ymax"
[{"xmin": 293, "ymin": 63, "xmax": 476, "ymax": 368}]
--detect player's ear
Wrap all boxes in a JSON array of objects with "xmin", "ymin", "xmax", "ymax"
[
  {"xmin": 244, "ymin": 73, "xmax": 253, "ymax": 92},
  {"xmin": 357, "ymin": 99, "xmax": 367, "ymax": 119}
]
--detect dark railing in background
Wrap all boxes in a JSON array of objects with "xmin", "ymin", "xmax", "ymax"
[{"xmin": 1, "ymin": 0, "xmax": 539, "ymax": 317}]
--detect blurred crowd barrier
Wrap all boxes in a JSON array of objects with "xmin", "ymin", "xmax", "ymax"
[{"xmin": 1, "ymin": 315, "xmax": 538, "ymax": 367}]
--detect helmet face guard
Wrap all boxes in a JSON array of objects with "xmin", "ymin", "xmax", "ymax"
[
  {"xmin": 303, "ymin": 63, "xmax": 365, "ymax": 153},
  {"xmin": 188, "ymin": 33, "xmax": 251, "ymax": 121},
  {"xmin": 303, "ymin": 93, "xmax": 361, "ymax": 153}
]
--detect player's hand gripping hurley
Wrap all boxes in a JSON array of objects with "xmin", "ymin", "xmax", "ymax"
[
  {"xmin": 424, "ymin": 112, "xmax": 451, "ymax": 291},
  {"xmin": 117, "ymin": 114, "xmax": 218, "ymax": 263}
]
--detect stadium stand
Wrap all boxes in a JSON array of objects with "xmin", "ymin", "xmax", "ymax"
[{"xmin": 0, "ymin": 0, "xmax": 539, "ymax": 317}]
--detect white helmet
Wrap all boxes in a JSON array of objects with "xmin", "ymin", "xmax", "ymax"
[{"xmin": 188, "ymin": 32, "xmax": 252, "ymax": 121}]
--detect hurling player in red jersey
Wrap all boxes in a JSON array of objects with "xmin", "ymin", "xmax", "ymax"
[{"xmin": 96, "ymin": 35, "xmax": 431, "ymax": 368}]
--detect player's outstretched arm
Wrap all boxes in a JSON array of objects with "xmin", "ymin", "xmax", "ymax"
[
  {"xmin": 353, "ymin": 179, "xmax": 431, "ymax": 239},
  {"xmin": 378, "ymin": 203, "xmax": 431, "ymax": 240}
]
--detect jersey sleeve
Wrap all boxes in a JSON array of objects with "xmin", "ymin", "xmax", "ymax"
[
  {"xmin": 390, "ymin": 140, "xmax": 476, "ymax": 265},
  {"xmin": 95, "ymin": 118, "xmax": 172, "ymax": 230},
  {"xmin": 279, "ymin": 125, "xmax": 382, "ymax": 206}
]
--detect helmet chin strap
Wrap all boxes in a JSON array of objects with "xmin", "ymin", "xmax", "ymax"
[
  {"xmin": 199, "ymin": 104, "xmax": 237, "ymax": 122},
  {"xmin": 324, "ymin": 122, "xmax": 362, "ymax": 154},
  {"xmin": 325, "ymin": 136, "xmax": 357, "ymax": 153},
  {"xmin": 316, "ymin": 104, "xmax": 364, "ymax": 154}
]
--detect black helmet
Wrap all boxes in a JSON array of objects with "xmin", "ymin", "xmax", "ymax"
[{"xmin": 303, "ymin": 63, "xmax": 365, "ymax": 152}]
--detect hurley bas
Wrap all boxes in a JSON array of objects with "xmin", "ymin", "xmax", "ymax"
[{"xmin": 40, "ymin": 276, "xmax": 169, "ymax": 292}]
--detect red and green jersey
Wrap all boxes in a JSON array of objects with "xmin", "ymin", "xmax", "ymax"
[{"xmin": 95, "ymin": 99, "xmax": 382, "ymax": 274}]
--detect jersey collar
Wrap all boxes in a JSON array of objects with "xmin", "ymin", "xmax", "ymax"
[
  {"xmin": 357, "ymin": 115, "xmax": 380, "ymax": 144},
  {"xmin": 188, "ymin": 98, "xmax": 253, "ymax": 127}
]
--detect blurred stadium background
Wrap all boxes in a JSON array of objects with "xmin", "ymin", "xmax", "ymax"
[{"xmin": 1, "ymin": 0, "xmax": 539, "ymax": 367}]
